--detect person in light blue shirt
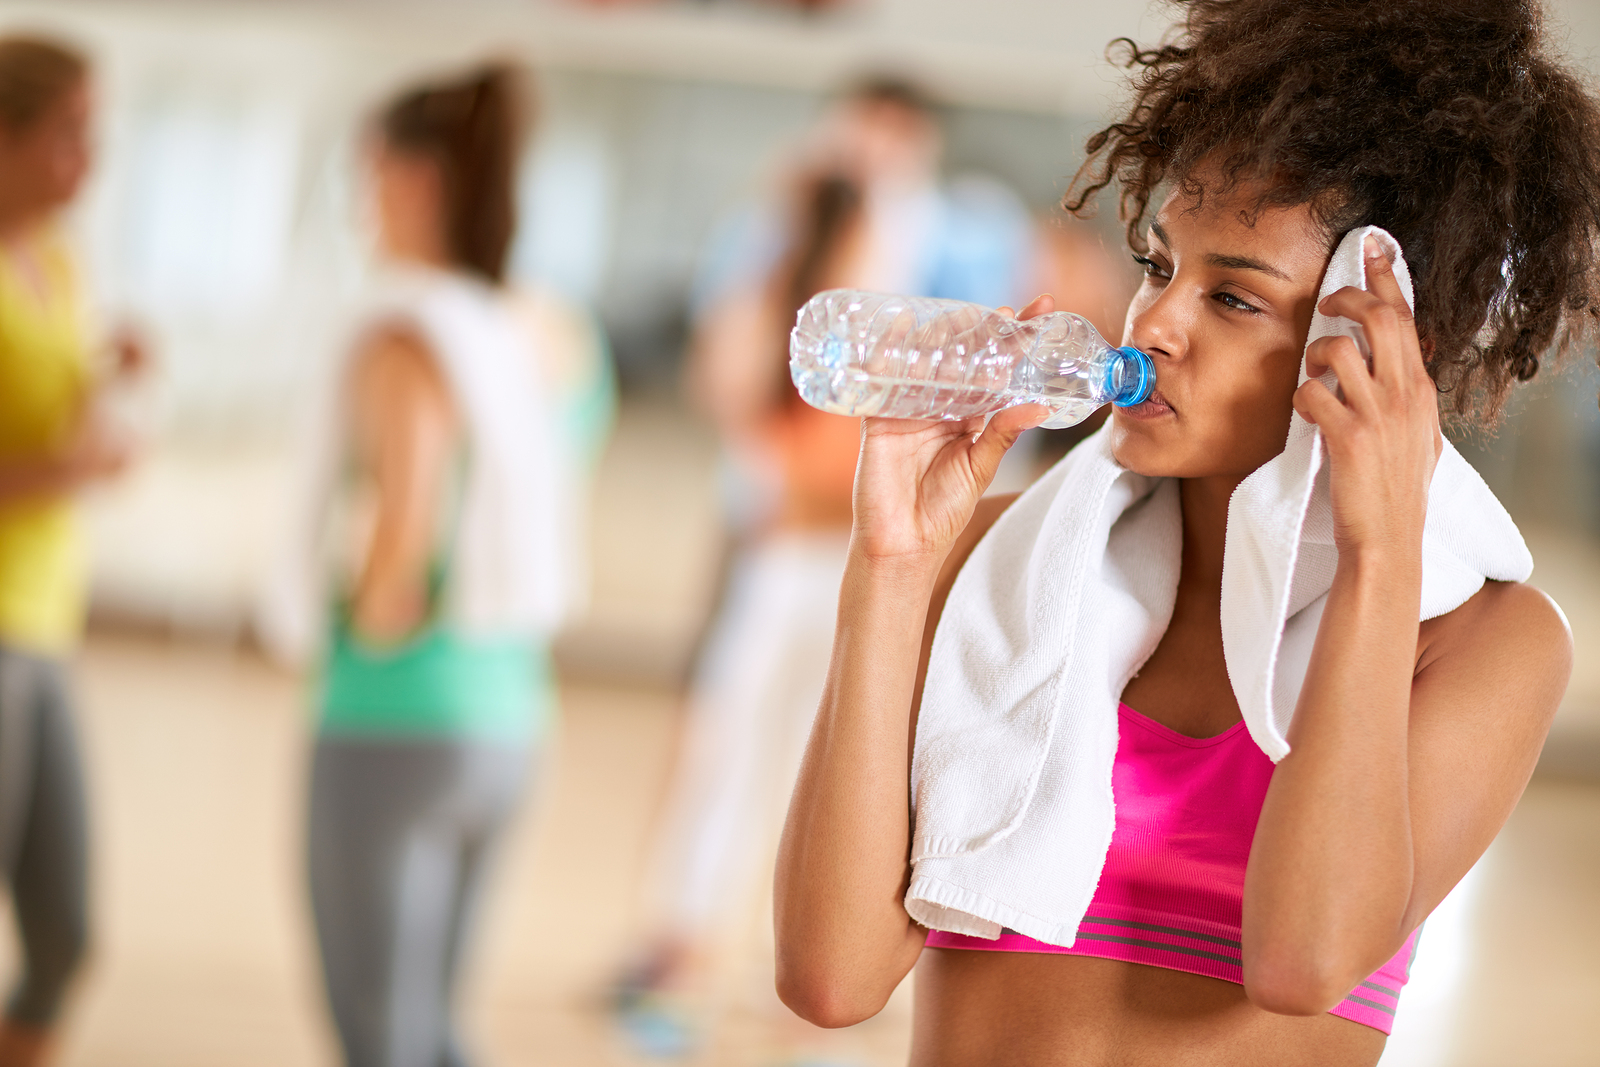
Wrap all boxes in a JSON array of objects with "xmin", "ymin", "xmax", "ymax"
[
  {"xmin": 688, "ymin": 77, "xmax": 1037, "ymax": 535},
  {"xmin": 692, "ymin": 79, "xmax": 1034, "ymax": 326}
]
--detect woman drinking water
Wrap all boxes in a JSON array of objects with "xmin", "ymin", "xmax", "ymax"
[{"xmin": 774, "ymin": 1, "xmax": 1597, "ymax": 1063}]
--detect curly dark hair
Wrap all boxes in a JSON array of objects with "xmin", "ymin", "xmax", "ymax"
[{"xmin": 1065, "ymin": 0, "xmax": 1600, "ymax": 422}]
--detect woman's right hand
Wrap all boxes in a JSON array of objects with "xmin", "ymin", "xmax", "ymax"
[
  {"xmin": 850, "ymin": 294, "xmax": 1055, "ymax": 564},
  {"xmin": 58, "ymin": 407, "xmax": 135, "ymax": 486}
]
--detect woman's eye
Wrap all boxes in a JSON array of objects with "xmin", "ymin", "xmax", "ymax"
[
  {"xmin": 1131, "ymin": 254, "xmax": 1170, "ymax": 280},
  {"xmin": 1215, "ymin": 291, "xmax": 1262, "ymax": 314}
]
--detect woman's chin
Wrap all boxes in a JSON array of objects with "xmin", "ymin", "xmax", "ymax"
[{"xmin": 1109, "ymin": 413, "xmax": 1182, "ymax": 476}]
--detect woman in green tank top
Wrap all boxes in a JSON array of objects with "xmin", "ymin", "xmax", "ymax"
[{"xmin": 305, "ymin": 64, "xmax": 610, "ymax": 1067}]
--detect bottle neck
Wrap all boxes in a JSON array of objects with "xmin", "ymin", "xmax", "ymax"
[{"xmin": 1109, "ymin": 346, "xmax": 1155, "ymax": 406}]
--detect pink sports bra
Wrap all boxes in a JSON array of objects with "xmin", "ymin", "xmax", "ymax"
[{"xmin": 925, "ymin": 703, "xmax": 1419, "ymax": 1034}]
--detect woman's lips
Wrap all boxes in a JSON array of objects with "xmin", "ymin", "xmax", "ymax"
[{"xmin": 1118, "ymin": 387, "xmax": 1175, "ymax": 420}]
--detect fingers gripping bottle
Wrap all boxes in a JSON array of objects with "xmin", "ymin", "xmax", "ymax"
[{"xmin": 789, "ymin": 289, "xmax": 1154, "ymax": 428}]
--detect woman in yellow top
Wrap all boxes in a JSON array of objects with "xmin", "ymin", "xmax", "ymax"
[{"xmin": 0, "ymin": 35, "xmax": 142, "ymax": 1067}]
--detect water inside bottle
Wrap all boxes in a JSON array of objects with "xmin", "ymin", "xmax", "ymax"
[
  {"xmin": 789, "ymin": 290, "xmax": 1133, "ymax": 429},
  {"xmin": 792, "ymin": 364, "xmax": 1103, "ymax": 429}
]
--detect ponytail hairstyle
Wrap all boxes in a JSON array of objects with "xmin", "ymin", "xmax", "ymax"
[
  {"xmin": 1065, "ymin": 0, "xmax": 1600, "ymax": 425},
  {"xmin": 380, "ymin": 64, "xmax": 523, "ymax": 285},
  {"xmin": 0, "ymin": 34, "xmax": 88, "ymax": 132}
]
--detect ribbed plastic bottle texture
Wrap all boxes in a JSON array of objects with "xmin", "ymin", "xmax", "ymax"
[{"xmin": 789, "ymin": 289, "xmax": 1154, "ymax": 429}]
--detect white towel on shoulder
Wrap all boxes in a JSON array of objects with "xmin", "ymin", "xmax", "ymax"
[{"xmin": 906, "ymin": 226, "xmax": 1533, "ymax": 946}]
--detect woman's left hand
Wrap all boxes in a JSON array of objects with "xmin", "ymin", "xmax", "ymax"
[{"xmin": 1292, "ymin": 236, "xmax": 1443, "ymax": 559}]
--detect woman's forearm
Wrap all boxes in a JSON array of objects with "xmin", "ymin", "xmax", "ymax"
[
  {"xmin": 0, "ymin": 400, "xmax": 132, "ymax": 506},
  {"xmin": 351, "ymin": 512, "xmax": 434, "ymax": 640},
  {"xmin": 0, "ymin": 456, "xmax": 72, "ymax": 505},
  {"xmin": 1242, "ymin": 547, "xmax": 1421, "ymax": 1013},
  {"xmin": 774, "ymin": 548, "xmax": 939, "ymax": 1027}
]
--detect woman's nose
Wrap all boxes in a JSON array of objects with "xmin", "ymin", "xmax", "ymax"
[{"xmin": 1125, "ymin": 288, "xmax": 1188, "ymax": 363}]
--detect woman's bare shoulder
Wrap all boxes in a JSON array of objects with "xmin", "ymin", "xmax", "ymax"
[
  {"xmin": 349, "ymin": 323, "xmax": 450, "ymax": 406},
  {"xmin": 1416, "ymin": 579, "xmax": 1573, "ymax": 725},
  {"xmin": 351, "ymin": 321, "xmax": 438, "ymax": 382},
  {"xmin": 1422, "ymin": 580, "xmax": 1571, "ymax": 662}
]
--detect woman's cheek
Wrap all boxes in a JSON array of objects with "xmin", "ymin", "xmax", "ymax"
[
  {"xmin": 1236, "ymin": 359, "xmax": 1302, "ymax": 465},
  {"xmin": 1190, "ymin": 352, "xmax": 1296, "ymax": 473}
]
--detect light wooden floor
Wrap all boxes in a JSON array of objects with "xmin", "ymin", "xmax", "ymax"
[{"xmin": 5, "ymin": 633, "xmax": 1595, "ymax": 1067}]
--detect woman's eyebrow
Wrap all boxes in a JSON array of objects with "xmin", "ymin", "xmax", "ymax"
[
  {"xmin": 1148, "ymin": 219, "xmax": 1291, "ymax": 282},
  {"xmin": 1205, "ymin": 251, "xmax": 1293, "ymax": 282}
]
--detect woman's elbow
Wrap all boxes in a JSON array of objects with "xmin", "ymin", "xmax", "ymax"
[
  {"xmin": 775, "ymin": 958, "xmax": 890, "ymax": 1029},
  {"xmin": 1242, "ymin": 947, "xmax": 1359, "ymax": 1017}
]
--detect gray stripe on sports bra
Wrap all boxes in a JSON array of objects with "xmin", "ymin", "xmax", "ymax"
[
  {"xmin": 1077, "ymin": 918, "xmax": 1403, "ymax": 1010},
  {"xmin": 1342, "ymin": 993, "xmax": 1397, "ymax": 1016},
  {"xmin": 1073, "ymin": 932, "xmax": 1241, "ymax": 966},
  {"xmin": 1079, "ymin": 915, "xmax": 1242, "ymax": 948}
]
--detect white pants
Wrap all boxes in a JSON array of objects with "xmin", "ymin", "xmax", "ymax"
[{"xmin": 645, "ymin": 530, "xmax": 850, "ymax": 935}]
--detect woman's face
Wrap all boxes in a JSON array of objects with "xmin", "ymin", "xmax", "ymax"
[
  {"xmin": 1110, "ymin": 175, "xmax": 1331, "ymax": 481},
  {"xmin": 0, "ymin": 78, "xmax": 93, "ymax": 218},
  {"xmin": 366, "ymin": 139, "xmax": 447, "ymax": 266}
]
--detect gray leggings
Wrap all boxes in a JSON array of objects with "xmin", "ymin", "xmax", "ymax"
[
  {"xmin": 0, "ymin": 645, "xmax": 89, "ymax": 1027},
  {"xmin": 308, "ymin": 737, "xmax": 529, "ymax": 1067}
]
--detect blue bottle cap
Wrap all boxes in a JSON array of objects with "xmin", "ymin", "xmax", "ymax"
[{"xmin": 1110, "ymin": 346, "xmax": 1155, "ymax": 407}]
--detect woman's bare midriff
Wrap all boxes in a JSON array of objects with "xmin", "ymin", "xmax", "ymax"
[{"xmin": 910, "ymin": 948, "xmax": 1386, "ymax": 1067}]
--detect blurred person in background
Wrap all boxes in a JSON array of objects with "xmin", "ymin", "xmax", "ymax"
[
  {"xmin": 689, "ymin": 78, "xmax": 1126, "ymax": 528},
  {"xmin": 268, "ymin": 64, "xmax": 581, "ymax": 1067},
  {"xmin": 692, "ymin": 78, "xmax": 1034, "ymax": 437},
  {"xmin": 610, "ymin": 77, "xmax": 1034, "ymax": 1061},
  {"xmin": 614, "ymin": 172, "xmax": 866, "ymax": 1066},
  {"xmin": 0, "ymin": 34, "xmax": 146, "ymax": 1067}
]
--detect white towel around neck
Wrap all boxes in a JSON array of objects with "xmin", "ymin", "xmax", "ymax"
[{"xmin": 905, "ymin": 226, "xmax": 1533, "ymax": 946}]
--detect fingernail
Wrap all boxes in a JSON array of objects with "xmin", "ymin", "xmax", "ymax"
[{"xmin": 1363, "ymin": 235, "xmax": 1383, "ymax": 260}]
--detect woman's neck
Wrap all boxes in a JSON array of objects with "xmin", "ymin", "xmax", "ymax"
[
  {"xmin": 377, "ymin": 211, "xmax": 451, "ymax": 272},
  {"xmin": 1178, "ymin": 475, "xmax": 1245, "ymax": 593},
  {"xmin": 382, "ymin": 243, "xmax": 452, "ymax": 273},
  {"xmin": 0, "ymin": 205, "xmax": 51, "ymax": 248}
]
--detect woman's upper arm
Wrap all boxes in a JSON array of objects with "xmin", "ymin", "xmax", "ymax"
[
  {"xmin": 1403, "ymin": 580, "xmax": 1573, "ymax": 930},
  {"xmin": 346, "ymin": 327, "xmax": 458, "ymax": 638},
  {"xmin": 350, "ymin": 327, "xmax": 456, "ymax": 504}
]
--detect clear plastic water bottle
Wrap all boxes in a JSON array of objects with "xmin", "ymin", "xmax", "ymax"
[{"xmin": 789, "ymin": 289, "xmax": 1154, "ymax": 429}]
